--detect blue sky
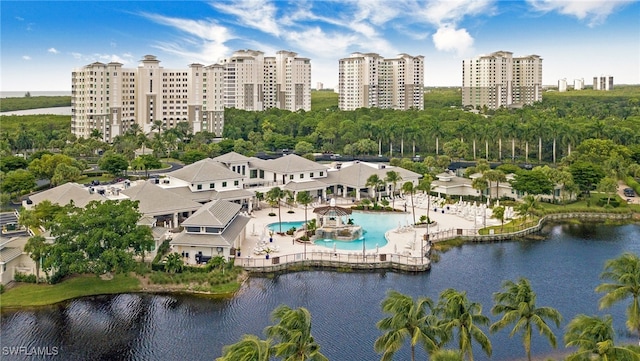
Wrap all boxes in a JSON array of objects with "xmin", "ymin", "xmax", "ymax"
[{"xmin": 1, "ymin": 0, "xmax": 639, "ymax": 91}]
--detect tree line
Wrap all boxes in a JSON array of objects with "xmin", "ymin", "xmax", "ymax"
[{"xmin": 218, "ymin": 253, "xmax": 640, "ymax": 361}]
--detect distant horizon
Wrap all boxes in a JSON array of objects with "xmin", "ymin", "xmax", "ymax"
[{"xmin": 4, "ymin": 83, "xmax": 640, "ymax": 95}]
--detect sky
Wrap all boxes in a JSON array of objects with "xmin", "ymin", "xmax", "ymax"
[{"xmin": 1, "ymin": 0, "xmax": 639, "ymax": 91}]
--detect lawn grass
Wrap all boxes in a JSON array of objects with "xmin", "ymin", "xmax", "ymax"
[{"xmin": 0, "ymin": 274, "xmax": 141, "ymax": 309}]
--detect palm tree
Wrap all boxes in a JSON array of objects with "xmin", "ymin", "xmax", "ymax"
[
  {"xmin": 472, "ymin": 177, "xmax": 489, "ymax": 204},
  {"xmin": 564, "ymin": 314, "xmax": 640, "ymax": 361},
  {"xmin": 402, "ymin": 181, "xmax": 417, "ymax": 226},
  {"xmin": 483, "ymin": 170, "xmax": 506, "ymax": 204},
  {"xmin": 385, "ymin": 170, "xmax": 402, "ymax": 210},
  {"xmin": 216, "ymin": 334, "xmax": 273, "ymax": 361},
  {"xmin": 417, "ymin": 175, "xmax": 434, "ymax": 259},
  {"xmin": 164, "ymin": 252, "xmax": 183, "ymax": 274},
  {"xmin": 595, "ymin": 252, "xmax": 640, "ymax": 345},
  {"xmin": 437, "ymin": 288, "xmax": 492, "ymax": 361},
  {"xmin": 207, "ymin": 255, "xmax": 227, "ymax": 274},
  {"xmin": 366, "ymin": 174, "xmax": 384, "ymax": 205},
  {"xmin": 516, "ymin": 195, "xmax": 538, "ymax": 228},
  {"xmin": 374, "ymin": 290, "xmax": 441, "ymax": 361},
  {"xmin": 264, "ymin": 305, "xmax": 328, "ymax": 361},
  {"xmin": 490, "ymin": 278, "xmax": 563, "ymax": 361},
  {"xmin": 492, "ymin": 206, "xmax": 505, "ymax": 233},
  {"xmin": 24, "ymin": 235, "xmax": 48, "ymax": 283},
  {"xmin": 266, "ymin": 187, "xmax": 285, "ymax": 234},
  {"xmin": 296, "ymin": 191, "xmax": 313, "ymax": 259}
]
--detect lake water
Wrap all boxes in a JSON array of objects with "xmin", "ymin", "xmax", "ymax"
[{"xmin": 1, "ymin": 223, "xmax": 638, "ymax": 361}]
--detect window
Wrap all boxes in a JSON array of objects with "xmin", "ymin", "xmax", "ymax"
[
  {"xmin": 320, "ymin": 171, "xmax": 324, "ymax": 176},
  {"xmin": 289, "ymin": 175, "xmax": 294, "ymax": 180},
  {"xmin": 197, "ymin": 184, "xmax": 202, "ymax": 190},
  {"xmin": 222, "ymin": 181, "xmax": 227, "ymax": 187},
  {"xmin": 259, "ymin": 170, "xmax": 264, "ymax": 178},
  {"xmin": 210, "ymin": 183, "xmax": 215, "ymax": 189},
  {"xmin": 300, "ymin": 174, "xmax": 304, "ymax": 179},
  {"xmin": 234, "ymin": 180, "xmax": 239, "ymax": 186},
  {"xmin": 310, "ymin": 172, "xmax": 314, "ymax": 178},
  {"xmin": 250, "ymin": 169, "xmax": 257, "ymax": 178},
  {"xmin": 185, "ymin": 226, "xmax": 200, "ymax": 233}
]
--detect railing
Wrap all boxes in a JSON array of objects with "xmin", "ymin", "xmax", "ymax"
[
  {"xmin": 431, "ymin": 212, "xmax": 634, "ymax": 243},
  {"xmin": 237, "ymin": 251, "xmax": 430, "ymax": 273}
]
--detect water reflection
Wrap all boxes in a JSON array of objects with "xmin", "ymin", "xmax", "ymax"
[{"xmin": 1, "ymin": 224, "xmax": 638, "ymax": 361}]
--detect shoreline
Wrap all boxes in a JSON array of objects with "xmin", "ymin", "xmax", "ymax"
[{"xmin": 3, "ymin": 217, "xmax": 638, "ymax": 310}]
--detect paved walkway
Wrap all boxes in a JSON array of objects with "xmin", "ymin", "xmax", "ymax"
[{"xmin": 238, "ymin": 196, "xmax": 500, "ymax": 261}]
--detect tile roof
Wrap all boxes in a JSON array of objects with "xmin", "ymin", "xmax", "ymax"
[
  {"xmin": 170, "ymin": 215, "xmax": 250, "ymax": 247},
  {"xmin": 182, "ymin": 200, "xmax": 242, "ymax": 227},
  {"xmin": 29, "ymin": 182, "xmax": 103, "ymax": 208},
  {"xmin": 213, "ymin": 151, "xmax": 250, "ymax": 164},
  {"xmin": 165, "ymin": 186, "xmax": 216, "ymax": 203},
  {"xmin": 257, "ymin": 154, "xmax": 328, "ymax": 173},
  {"xmin": 283, "ymin": 180, "xmax": 328, "ymax": 191},
  {"xmin": 324, "ymin": 162, "xmax": 421, "ymax": 188},
  {"xmin": 167, "ymin": 158, "xmax": 243, "ymax": 183},
  {"xmin": 210, "ymin": 188, "xmax": 254, "ymax": 201},
  {"xmin": 0, "ymin": 236, "xmax": 28, "ymax": 264},
  {"xmin": 121, "ymin": 182, "xmax": 202, "ymax": 216}
]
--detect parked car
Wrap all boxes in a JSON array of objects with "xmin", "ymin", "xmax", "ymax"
[{"xmin": 623, "ymin": 188, "xmax": 635, "ymax": 197}]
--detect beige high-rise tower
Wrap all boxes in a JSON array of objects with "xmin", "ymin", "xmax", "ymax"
[
  {"xmin": 71, "ymin": 51, "xmax": 311, "ymax": 142},
  {"xmin": 338, "ymin": 52, "xmax": 424, "ymax": 111},
  {"xmin": 462, "ymin": 51, "xmax": 542, "ymax": 110}
]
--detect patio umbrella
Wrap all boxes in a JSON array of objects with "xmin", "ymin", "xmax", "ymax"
[
  {"xmin": 333, "ymin": 243, "xmax": 337, "ymax": 253},
  {"xmin": 375, "ymin": 244, "xmax": 379, "ymax": 253}
]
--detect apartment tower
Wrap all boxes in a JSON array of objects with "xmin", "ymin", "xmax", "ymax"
[
  {"xmin": 71, "ymin": 51, "xmax": 311, "ymax": 142},
  {"xmin": 462, "ymin": 51, "xmax": 542, "ymax": 110},
  {"xmin": 338, "ymin": 52, "xmax": 424, "ymax": 111}
]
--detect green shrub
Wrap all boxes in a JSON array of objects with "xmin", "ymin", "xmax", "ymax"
[
  {"xmin": 0, "ymin": 284, "xmax": 4, "ymax": 294},
  {"xmin": 268, "ymin": 212, "xmax": 276, "ymax": 216},
  {"xmin": 14, "ymin": 272, "xmax": 37, "ymax": 283}
]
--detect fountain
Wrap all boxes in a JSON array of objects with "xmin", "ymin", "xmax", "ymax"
[{"xmin": 312, "ymin": 198, "xmax": 363, "ymax": 241}]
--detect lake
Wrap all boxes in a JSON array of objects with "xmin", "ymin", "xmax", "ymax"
[{"xmin": 1, "ymin": 223, "xmax": 638, "ymax": 361}]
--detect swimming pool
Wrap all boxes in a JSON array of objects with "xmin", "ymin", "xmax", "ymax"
[
  {"xmin": 267, "ymin": 221, "xmax": 305, "ymax": 233},
  {"xmin": 267, "ymin": 212, "xmax": 411, "ymax": 251}
]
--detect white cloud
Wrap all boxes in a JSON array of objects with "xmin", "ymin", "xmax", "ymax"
[
  {"xmin": 211, "ymin": 0, "xmax": 281, "ymax": 37},
  {"xmin": 284, "ymin": 27, "xmax": 359, "ymax": 58},
  {"xmin": 141, "ymin": 13, "xmax": 235, "ymax": 64},
  {"xmin": 22, "ymin": 55, "xmax": 31, "ymax": 60},
  {"xmin": 15, "ymin": 16, "xmax": 24, "ymax": 21},
  {"xmin": 67, "ymin": 52, "xmax": 135, "ymax": 65},
  {"xmin": 432, "ymin": 25, "xmax": 474, "ymax": 56},
  {"xmin": 352, "ymin": 0, "xmax": 402, "ymax": 26},
  {"xmin": 527, "ymin": 0, "xmax": 635, "ymax": 26},
  {"xmin": 417, "ymin": 0, "xmax": 495, "ymax": 26},
  {"xmin": 48, "ymin": 48, "xmax": 59, "ymax": 54}
]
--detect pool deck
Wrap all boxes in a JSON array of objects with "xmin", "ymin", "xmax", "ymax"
[{"xmin": 237, "ymin": 197, "xmax": 499, "ymax": 270}]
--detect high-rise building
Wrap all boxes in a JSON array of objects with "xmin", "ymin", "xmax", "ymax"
[
  {"xmin": 593, "ymin": 75, "xmax": 613, "ymax": 90},
  {"xmin": 462, "ymin": 51, "xmax": 542, "ymax": 110},
  {"xmin": 558, "ymin": 79, "xmax": 567, "ymax": 92},
  {"xmin": 338, "ymin": 52, "xmax": 424, "ymax": 111},
  {"xmin": 71, "ymin": 51, "xmax": 311, "ymax": 142}
]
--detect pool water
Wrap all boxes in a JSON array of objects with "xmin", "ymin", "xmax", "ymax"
[
  {"xmin": 267, "ymin": 221, "xmax": 305, "ymax": 233},
  {"xmin": 268, "ymin": 212, "xmax": 412, "ymax": 251}
]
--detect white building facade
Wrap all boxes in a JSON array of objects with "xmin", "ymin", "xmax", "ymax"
[
  {"xmin": 72, "ymin": 51, "xmax": 311, "ymax": 142},
  {"xmin": 593, "ymin": 76, "xmax": 614, "ymax": 91},
  {"xmin": 462, "ymin": 51, "xmax": 542, "ymax": 110},
  {"xmin": 338, "ymin": 52, "xmax": 424, "ymax": 111}
]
